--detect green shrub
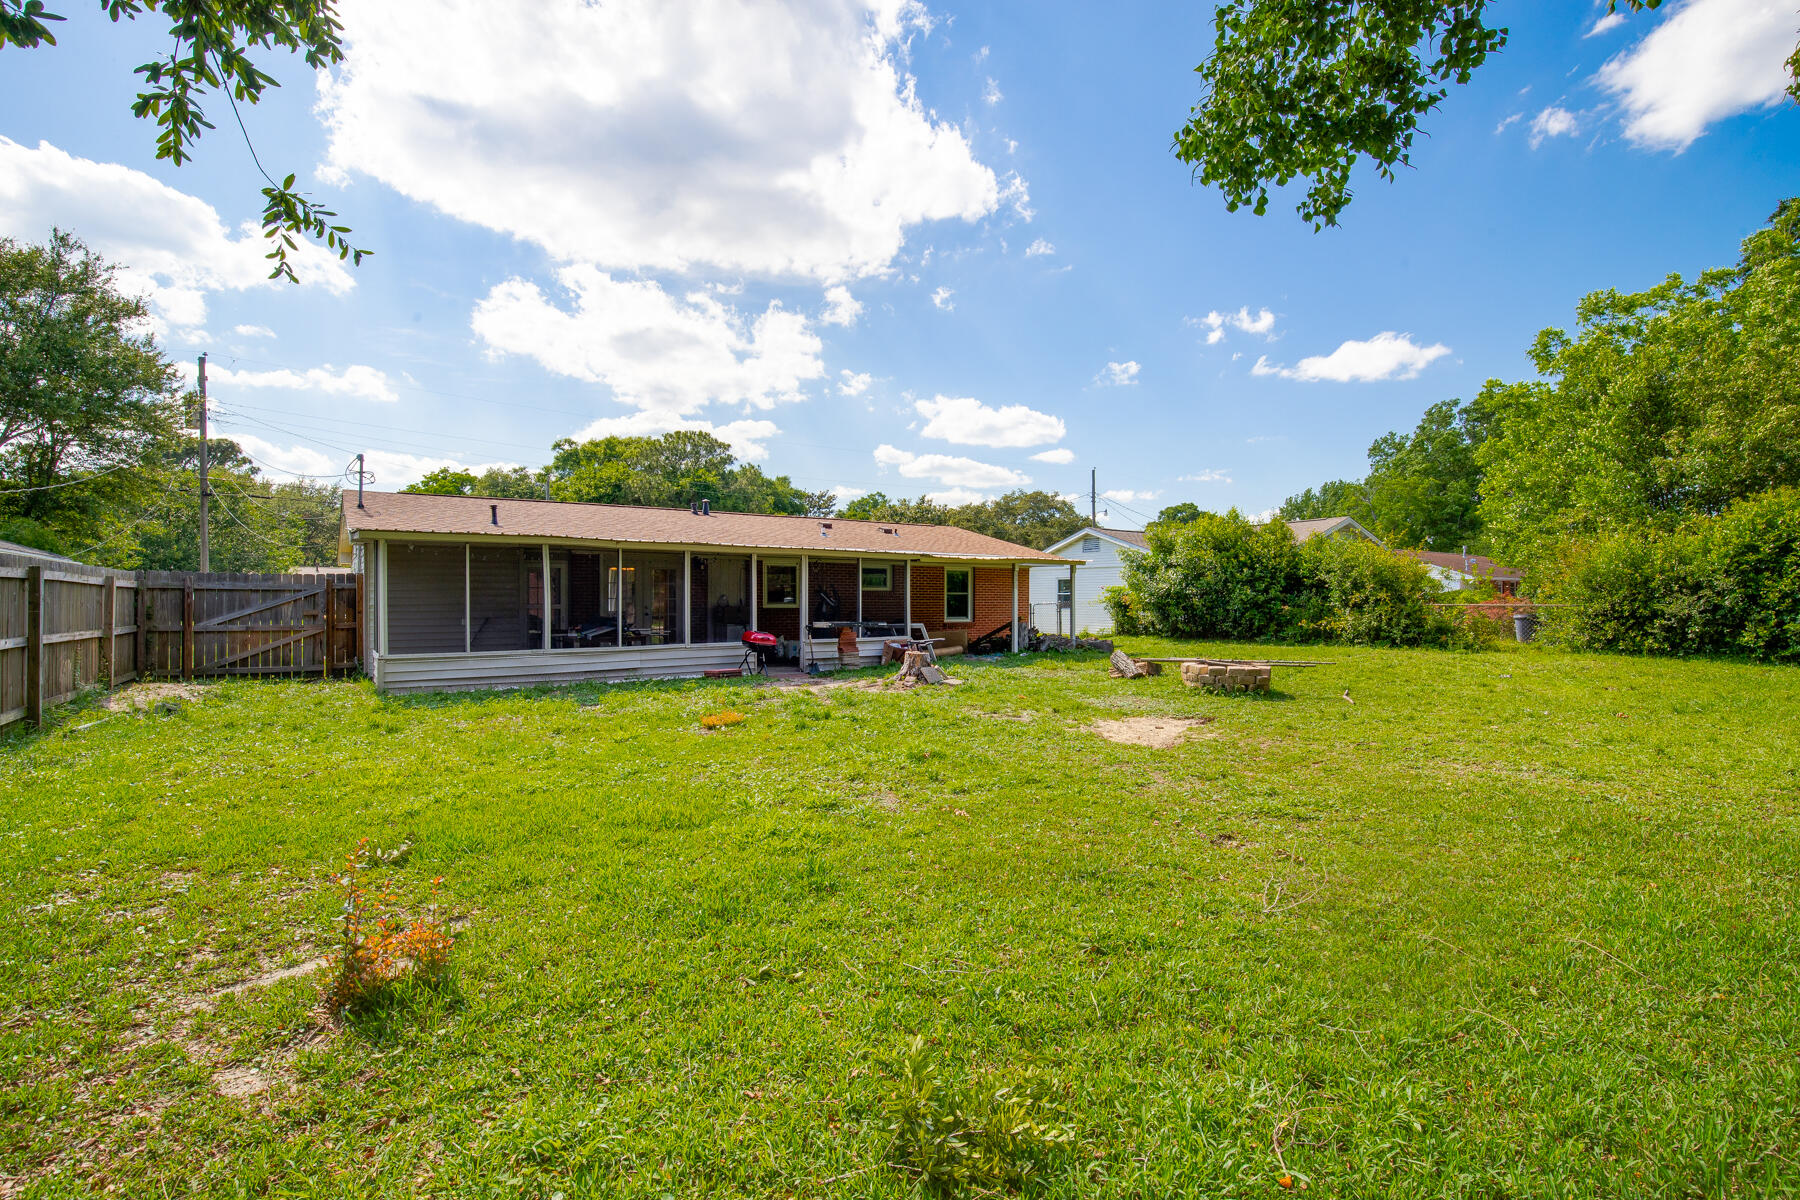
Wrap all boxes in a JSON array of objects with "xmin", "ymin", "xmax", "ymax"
[
  {"xmin": 1101, "ymin": 584, "xmax": 1142, "ymax": 635},
  {"xmin": 1120, "ymin": 512, "xmax": 1303, "ymax": 639},
  {"xmin": 1551, "ymin": 488, "xmax": 1800, "ymax": 661},
  {"xmin": 1298, "ymin": 535, "xmax": 1453, "ymax": 647}
]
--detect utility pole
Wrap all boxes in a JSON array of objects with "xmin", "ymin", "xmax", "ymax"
[
  {"xmin": 355, "ymin": 453, "xmax": 366, "ymax": 509},
  {"xmin": 197, "ymin": 353, "xmax": 210, "ymax": 573},
  {"xmin": 1090, "ymin": 468, "xmax": 1097, "ymax": 524}
]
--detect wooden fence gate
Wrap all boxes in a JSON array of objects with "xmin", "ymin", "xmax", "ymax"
[{"xmin": 1, "ymin": 552, "xmax": 362, "ymax": 731}]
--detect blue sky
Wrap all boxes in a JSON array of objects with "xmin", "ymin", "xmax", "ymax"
[{"xmin": 3, "ymin": 0, "xmax": 1797, "ymax": 527}]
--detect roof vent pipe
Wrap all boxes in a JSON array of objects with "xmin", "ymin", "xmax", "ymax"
[
  {"xmin": 690, "ymin": 499, "xmax": 698, "ymax": 515},
  {"xmin": 701, "ymin": 498, "xmax": 711, "ymax": 516},
  {"xmin": 490, "ymin": 504, "xmax": 499, "ymax": 526}
]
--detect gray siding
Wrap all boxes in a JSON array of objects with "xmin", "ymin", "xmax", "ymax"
[{"xmin": 375, "ymin": 643, "xmax": 745, "ymax": 693}]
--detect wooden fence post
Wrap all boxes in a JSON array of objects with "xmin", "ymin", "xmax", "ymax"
[
  {"xmin": 99, "ymin": 575, "xmax": 116, "ymax": 689},
  {"xmin": 24, "ymin": 565, "xmax": 43, "ymax": 729},
  {"xmin": 323, "ymin": 582, "xmax": 335, "ymax": 678},
  {"xmin": 135, "ymin": 582, "xmax": 150, "ymax": 680},
  {"xmin": 182, "ymin": 580, "xmax": 195, "ymax": 680}
]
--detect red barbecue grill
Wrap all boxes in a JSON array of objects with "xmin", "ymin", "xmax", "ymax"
[{"xmin": 739, "ymin": 630, "xmax": 779, "ymax": 675}]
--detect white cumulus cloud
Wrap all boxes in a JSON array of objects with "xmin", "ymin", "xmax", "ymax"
[
  {"xmin": 1030, "ymin": 447, "xmax": 1075, "ymax": 465},
  {"xmin": 1528, "ymin": 106, "xmax": 1580, "ymax": 148},
  {"xmin": 1103, "ymin": 489, "xmax": 1158, "ymax": 504},
  {"xmin": 1191, "ymin": 306, "xmax": 1276, "ymax": 344},
  {"xmin": 0, "ymin": 137, "xmax": 353, "ymax": 339},
  {"xmin": 471, "ymin": 265, "xmax": 824, "ymax": 414},
  {"xmin": 873, "ymin": 443, "xmax": 1028, "ymax": 489},
  {"xmin": 1024, "ymin": 238, "xmax": 1055, "ymax": 257},
  {"xmin": 1178, "ymin": 470, "xmax": 1232, "ymax": 484},
  {"xmin": 316, "ymin": 0, "xmax": 1008, "ymax": 281},
  {"xmin": 1096, "ymin": 360, "xmax": 1139, "ymax": 386},
  {"xmin": 982, "ymin": 77, "xmax": 1003, "ymax": 105},
  {"xmin": 182, "ymin": 362, "xmax": 398, "ymax": 404},
  {"xmin": 838, "ymin": 369, "xmax": 873, "ymax": 396},
  {"xmin": 1585, "ymin": 11, "xmax": 1627, "ymax": 36},
  {"xmin": 820, "ymin": 285, "xmax": 862, "ymax": 327},
  {"xmin": 570, "ymin": 411, "xmax": 782, "ymax": 460},
  {"xmin": 930, "ymin": 286, "xmax": 955, "ymax": 310},
  {"xmin": 914, "ymin": 394, "xmax": 1064, "ymax": 447},
  {"xmin": 926, "ymin": 486, "xmax": 991, "ymax": 505},
  {"xmin": 1597, "ymin": 0, "xmax": 1797, "ymax": 150},
  {"xmin": 231, "ymin": 324, "xmax": 278, "ymax": 338},
  {"xmin": 1251, "ymin": 332, "xmax": 1450, "ymax": 382}
]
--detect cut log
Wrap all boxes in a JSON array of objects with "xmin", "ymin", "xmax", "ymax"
[{"xmin": 1109, "ymin": 649, "xmax": 1147, "ymax": 679}]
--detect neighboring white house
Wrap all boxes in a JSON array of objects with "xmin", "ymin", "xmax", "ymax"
[
  {"xmin": 1028, "ymin": 527, "xmax": 1146, "ymax": 635},
  {"xmin": 1028, "ymin": 517, "xmax": 1383, "ymax": 635}
]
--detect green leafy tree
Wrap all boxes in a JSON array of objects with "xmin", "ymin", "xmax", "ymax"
[
  {"xmin": 3, "ymin": 0, "xmax": 368, "ymax": 282},
  {"xmin": 838, "ymin": 492, "xmax": 952, "ymax": 525},
  {"xmin": 1277, "ymin": 479, "xmax": 1371, "ymax": 524},
  {"xmin": 546, "ymin": 431, "xmax": 810, "ymax": 514},
  {"xmin": 1154, "ymin": 501, "xmax": 1204, "ymax": 525},
  {"xmin": 0, "ymin": 230, "xmax": 182, "ymax": 548},
  {"xmin": 1362, "ymin": 398, "xmax": 1489, "ymax": 550},
  {"xmin": 403, "ymin": 465, "xmax": 545, "ymax": 499},
  {"xmin": 1175, "ymin": 2, "xmax": 1797, "ymax": 228},
  {"xmin": 1478, "ymin": 198, "xmax": 1800, "ymax": 569},
  {"xmin": 839, "ymin": 489, "xmax": 1084, "ymax": 549}
]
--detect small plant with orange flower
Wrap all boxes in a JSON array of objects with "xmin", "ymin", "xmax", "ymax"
[
  {"xmin": 699, "ymin": 710, "xmax": 746, "ymax": 729},
  {"xmin": 324, "ymin": 838, "xmax": 455, "ymax": 1015}
]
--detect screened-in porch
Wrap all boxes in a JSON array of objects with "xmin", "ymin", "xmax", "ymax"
[{"xmin": 363, "ymin": 537, "xmax": 1028, "ymax": 693}]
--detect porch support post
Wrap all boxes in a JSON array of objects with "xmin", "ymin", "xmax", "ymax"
[
  {"xmin": 749, "ymin": 553, "xmax": 758, "ymax": 633},
  {"xmin": 617, "ymin": 547, "xmax": 624, "ymax": 647},
  {"xmin": 1067, "ymin": 562, "xmax": 1076, "ymax": 637},
  {"xmin": 800, "ymin": 553, "xmax": 810, "ymax": 668},
  {"xmin": 377, "ymin": 540, "xmax": 389, "ymax": 657},
  {"xmin": 463, "ymin": 544, "xmax": 471, "ymax": 653},
  {"xmin": 1011, "ymin": 563, "xmax": 1020, "ymax": 652},
  {"xmin": 541, "ymin": 543, "xmax": 552, "ymax": 650},
  {"xmin": 903, "ymin": 559, "xmax": 912, "ymax": 638},
  {"xmin": 682, "ymin": 550, "xmax": 692, "ymax": 645},
  {"xmin": 856, "ymin": 558, "xmax": 863, "ymax": 627}
]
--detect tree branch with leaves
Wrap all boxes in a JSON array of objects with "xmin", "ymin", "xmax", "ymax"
[{"xmin": 2, "ymin": 0, "xmax": 369, "ymax": 283}]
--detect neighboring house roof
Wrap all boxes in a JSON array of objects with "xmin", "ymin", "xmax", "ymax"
[
  {"xmin": 1268, "ymin": 515, "xmax": 1384, "ymax": 545},
  {"xmin": 341, "ymin": 491, "xmax": 1072, "ymax": 563},
  {"xmin": 1401, "ymin": 549, "xmax": 1524, "ymax": 584},
  {"xmin": 1043, "ymin": 525, "xmax": 1146, "ymax": 555},
  {"xmin": 0, "ymin": 539, "xmax": 74, "ymax": 561}
]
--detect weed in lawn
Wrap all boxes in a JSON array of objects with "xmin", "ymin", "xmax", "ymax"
[
  {"xmin": 885, "ymin": 1035, "xmax": 1077, "ymax": 1194},
  {"xmin": 699, "ymin": 709, "xmax": 746, "ymax": 729},
  {"xmin": 324, "ymin": 840, "xmax": 454, "ymax": 1015}
]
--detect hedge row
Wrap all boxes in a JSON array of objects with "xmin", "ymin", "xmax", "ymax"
[
  {"xmin": 1545, "ymin": 488, "xmax": 1800, "ymax": 662},
  {"xmin": 1103, "ymin": 514, "xmax": 1463, "ymax": 647}
]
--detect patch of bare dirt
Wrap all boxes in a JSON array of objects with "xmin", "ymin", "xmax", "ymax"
[
  {"xmin": 184, "ymin": 957, "xmax": 329, "ymax": 1014},
  {"xmin": 1210, "ymin": 831, "xmax": 1259, "ymax": 849},
  {"xmin": 211, "ymin": 1065, "xmax": 270, "ymax": 1099},
  {"xmin": 1090, "ymin": 716, "xmax": 1217, "ymax": 749},
  {"xmin": 100, "ymin": 683, "xmax": 204, "ymax": 713},
  {"xmin": 974, "ymin": 710, "xmax": 1033, "ymax": 723}
]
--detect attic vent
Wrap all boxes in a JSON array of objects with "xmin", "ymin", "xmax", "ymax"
[
  {"xmin": 880, "ymin": 526, "xmax": 897, "ymax": 536},
  {"xmin": 820, "ymin": 521, "xmax": 832, "ymax": 529},
  {"xmin": 1081, "ymin": 536, "xmax": 1100, "ymax": 553}
]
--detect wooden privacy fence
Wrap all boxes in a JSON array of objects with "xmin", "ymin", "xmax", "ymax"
[{"xmin": 0, "ymin": 553, "xmax": 362, "ymax": 731}]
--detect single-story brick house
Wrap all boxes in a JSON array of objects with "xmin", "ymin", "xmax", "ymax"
[{"xmin": 338, "ymin": 491, "xmax": 1069, "ymax": 693}]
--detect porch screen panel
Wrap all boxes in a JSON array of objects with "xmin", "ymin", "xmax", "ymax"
[
  {"xmin": 693, "ymin": 554, "xmax": 751, "ymax": 643},
  {"xmin": 386, "ymin": 543, "xmax": 467, "ymax": 653},
  {"xmin": 469, "ymin": 546, "xmax": 533, "ymax": 651},
  {"xmin": 619, "ymin": 551, "xmax": 685, "ymax": 645}
]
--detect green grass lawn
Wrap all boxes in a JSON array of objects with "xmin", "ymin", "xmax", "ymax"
[{"xmin": 4, "ymin": 641, "xmax": 1798, "ymax": 1197}]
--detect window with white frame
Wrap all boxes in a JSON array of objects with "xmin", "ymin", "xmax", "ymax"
[
  {"xmin": 1056, "ymin": 577, "xmax": 1071, "ymax": 606},
  {"xmin": 945, "ymin": 568, "xmax": 972, "ymax": 622},
  {"xmin": 762, "ymin": 560, "xmax": 799, "ymax": 607},
  {"xmin": 860, "ymin": 563, "xmax": 891, "ymax": 591}
]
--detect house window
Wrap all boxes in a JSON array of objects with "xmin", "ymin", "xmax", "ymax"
[
  {"xmin": 1056, "ymin": 577, "xmax": 1071, "ymax": 607},
  {"xmin": 945, "ymin": 568, "xmax": 972, "ymax": 622},
  {"xmin": 861, "ymin": 564, "xmax": 891, "ymax": 591},
  {"xmin": 1081, "ymin": 536, "xmax": 1100, "ymax": 553},
  {"xmin": 762, "ymin": 561, "xmax": 799, "ymax": 607}
]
